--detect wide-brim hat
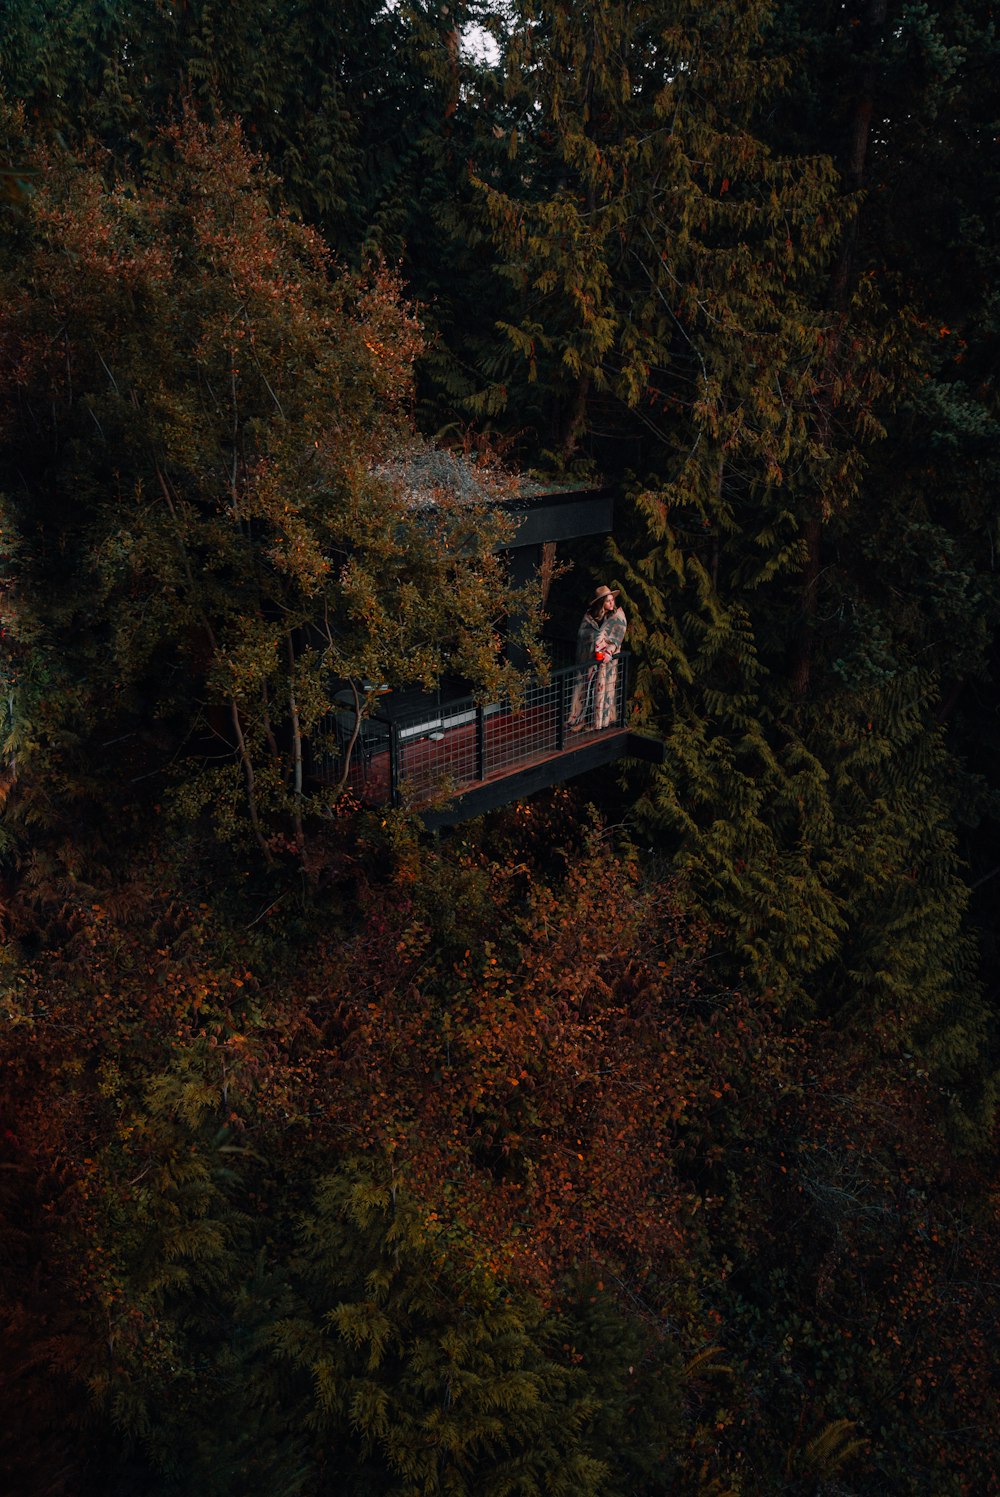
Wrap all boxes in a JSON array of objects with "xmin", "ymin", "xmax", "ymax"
[{"xmin": 588, "ymin": 584, "xmax": 620, "ymax": 608}]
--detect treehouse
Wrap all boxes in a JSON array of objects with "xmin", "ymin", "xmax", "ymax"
[{"xmin": 309, "ymin": 454, "xmax": 663, "ymax": 827}]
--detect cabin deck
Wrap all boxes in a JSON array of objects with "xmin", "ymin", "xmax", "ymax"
[
  {"xmin": 311, "ymin": 656, "xmax": 639, "ymax": 819},
  {"xmin": 351, "ymin": 716, "xmax": 628, "ymax": 808}
]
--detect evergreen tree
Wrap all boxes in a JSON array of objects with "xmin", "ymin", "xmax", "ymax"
[
  {"xmin": 760, "ymin": 0, "xmax": 1000, "ymax": 1055},
  {"xmin": 3, "ymin": 7, "xmax": 999, "ymax": 1489},
  {"xmin": 1, "ymin": 0, "xmax": 397, "ymax": 252},
  {"xmin": 453, "ymin": 0, "xmax": 997, "ymax": 1113}
]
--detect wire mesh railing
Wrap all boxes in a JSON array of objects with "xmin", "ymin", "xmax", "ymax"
[{"xmin": 311, "ymin": 652, "xmax": 631, "ymax": 808}]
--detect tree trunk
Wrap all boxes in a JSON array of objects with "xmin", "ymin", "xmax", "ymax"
[
  {"xmin": 286, "ymin": 631, "xmax": 304, "ymax": 850},
  {"xmin": 561, "ymin": 372, "xmax": 592, "ymax": 465}
]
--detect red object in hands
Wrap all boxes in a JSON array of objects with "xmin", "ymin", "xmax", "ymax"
[{"xmin": 595, "ymin": 651, "xmax": 606, "ymax": 662}]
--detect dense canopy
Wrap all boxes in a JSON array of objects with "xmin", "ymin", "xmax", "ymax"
[{"xmin": 1, "ymin": 2, "xmax": 998, "ymax": 1493}]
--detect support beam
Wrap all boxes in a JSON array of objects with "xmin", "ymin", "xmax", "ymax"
[{"xmin": 420, "ymin": 729, "xmax": 664, "ymax": 828}]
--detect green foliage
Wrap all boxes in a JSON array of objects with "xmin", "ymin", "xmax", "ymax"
[
  {"xmin": 0, "ymin": 841, "xmax": 696, "ymax": 1495},
  {"xmin": 2, "ymin": 4, "xmax": 1000, "ymax": 1494},
  {"xmin": 2, "ymin": 815, "xmax": 999, "ymax": 1494},
  {"xmin": 473, "ymin": 0, "xmax": 853, "ymax": 466},
  {"xmin": 281, "ymin": 1162, "xmax": 613, "ymax": 1497},
  {"xmin": 2, "ymin": 0, "xmax": 382, "ymax": 244},
  {"xmin": 0, "ymin": 107, "xmax": 521, "ymax": 868}
]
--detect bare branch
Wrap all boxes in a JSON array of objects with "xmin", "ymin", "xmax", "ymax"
[{"xmin": 286, "ymin": 630, "xmax": 305, "ymax": 848}]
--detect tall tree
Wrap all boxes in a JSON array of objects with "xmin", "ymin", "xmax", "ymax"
[
  {"xmin": 2, "ymin": 0, "xmax": 381, "ymax": 247},
  {"xmin": 0, "ymin": 107, "xmax": 518, "ymax": 872},
  {"xmin": 763, "ymin": 0, "xmax": 1000, "ymax": 1010},
  {"xmin": 448, "ymin": 0, "xmax": 996, "ymax": 1114},
  {"xmin": 465, "ymin": 1, "xmax": 862, "ymax": 990}
]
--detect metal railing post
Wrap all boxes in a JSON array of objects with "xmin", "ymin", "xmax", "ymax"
[
  {"xmin": 475, "ymin": 704, "xmax": 486, "ymax": 781},
  {"xmin": 389, "ymin": 722, "xmax": 401, "ymax": 806}
]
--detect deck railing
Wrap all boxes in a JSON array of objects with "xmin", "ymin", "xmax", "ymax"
[{"xmin": 311, "ymin": 652, "xmax": 631, "ymax": 809}]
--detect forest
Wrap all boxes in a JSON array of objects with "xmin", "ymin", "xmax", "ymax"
[{"xmin": 0, "ymin": 1, "xmax": 998, "ymax": 1493}]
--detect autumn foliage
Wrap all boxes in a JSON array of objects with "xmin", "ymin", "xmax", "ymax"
[
  {"xmin": 1, "ymin": 796, "xmax": 998, "ymax": 1493},
  {"xmin": 0, "ymin": 105, "xmax": 522, "ymax": 870},
  {"xmin": 2, "ymin": 2, "xmax": 1000, "ymax": 1492}
]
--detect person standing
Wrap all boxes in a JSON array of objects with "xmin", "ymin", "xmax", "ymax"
[
  {"xmin": 567, "ymin": 584, "xmax": 624, "ymax": 731},
  {"xmin": 593, "ymin": 589, "xmax": 627, "ymax": 728}
]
